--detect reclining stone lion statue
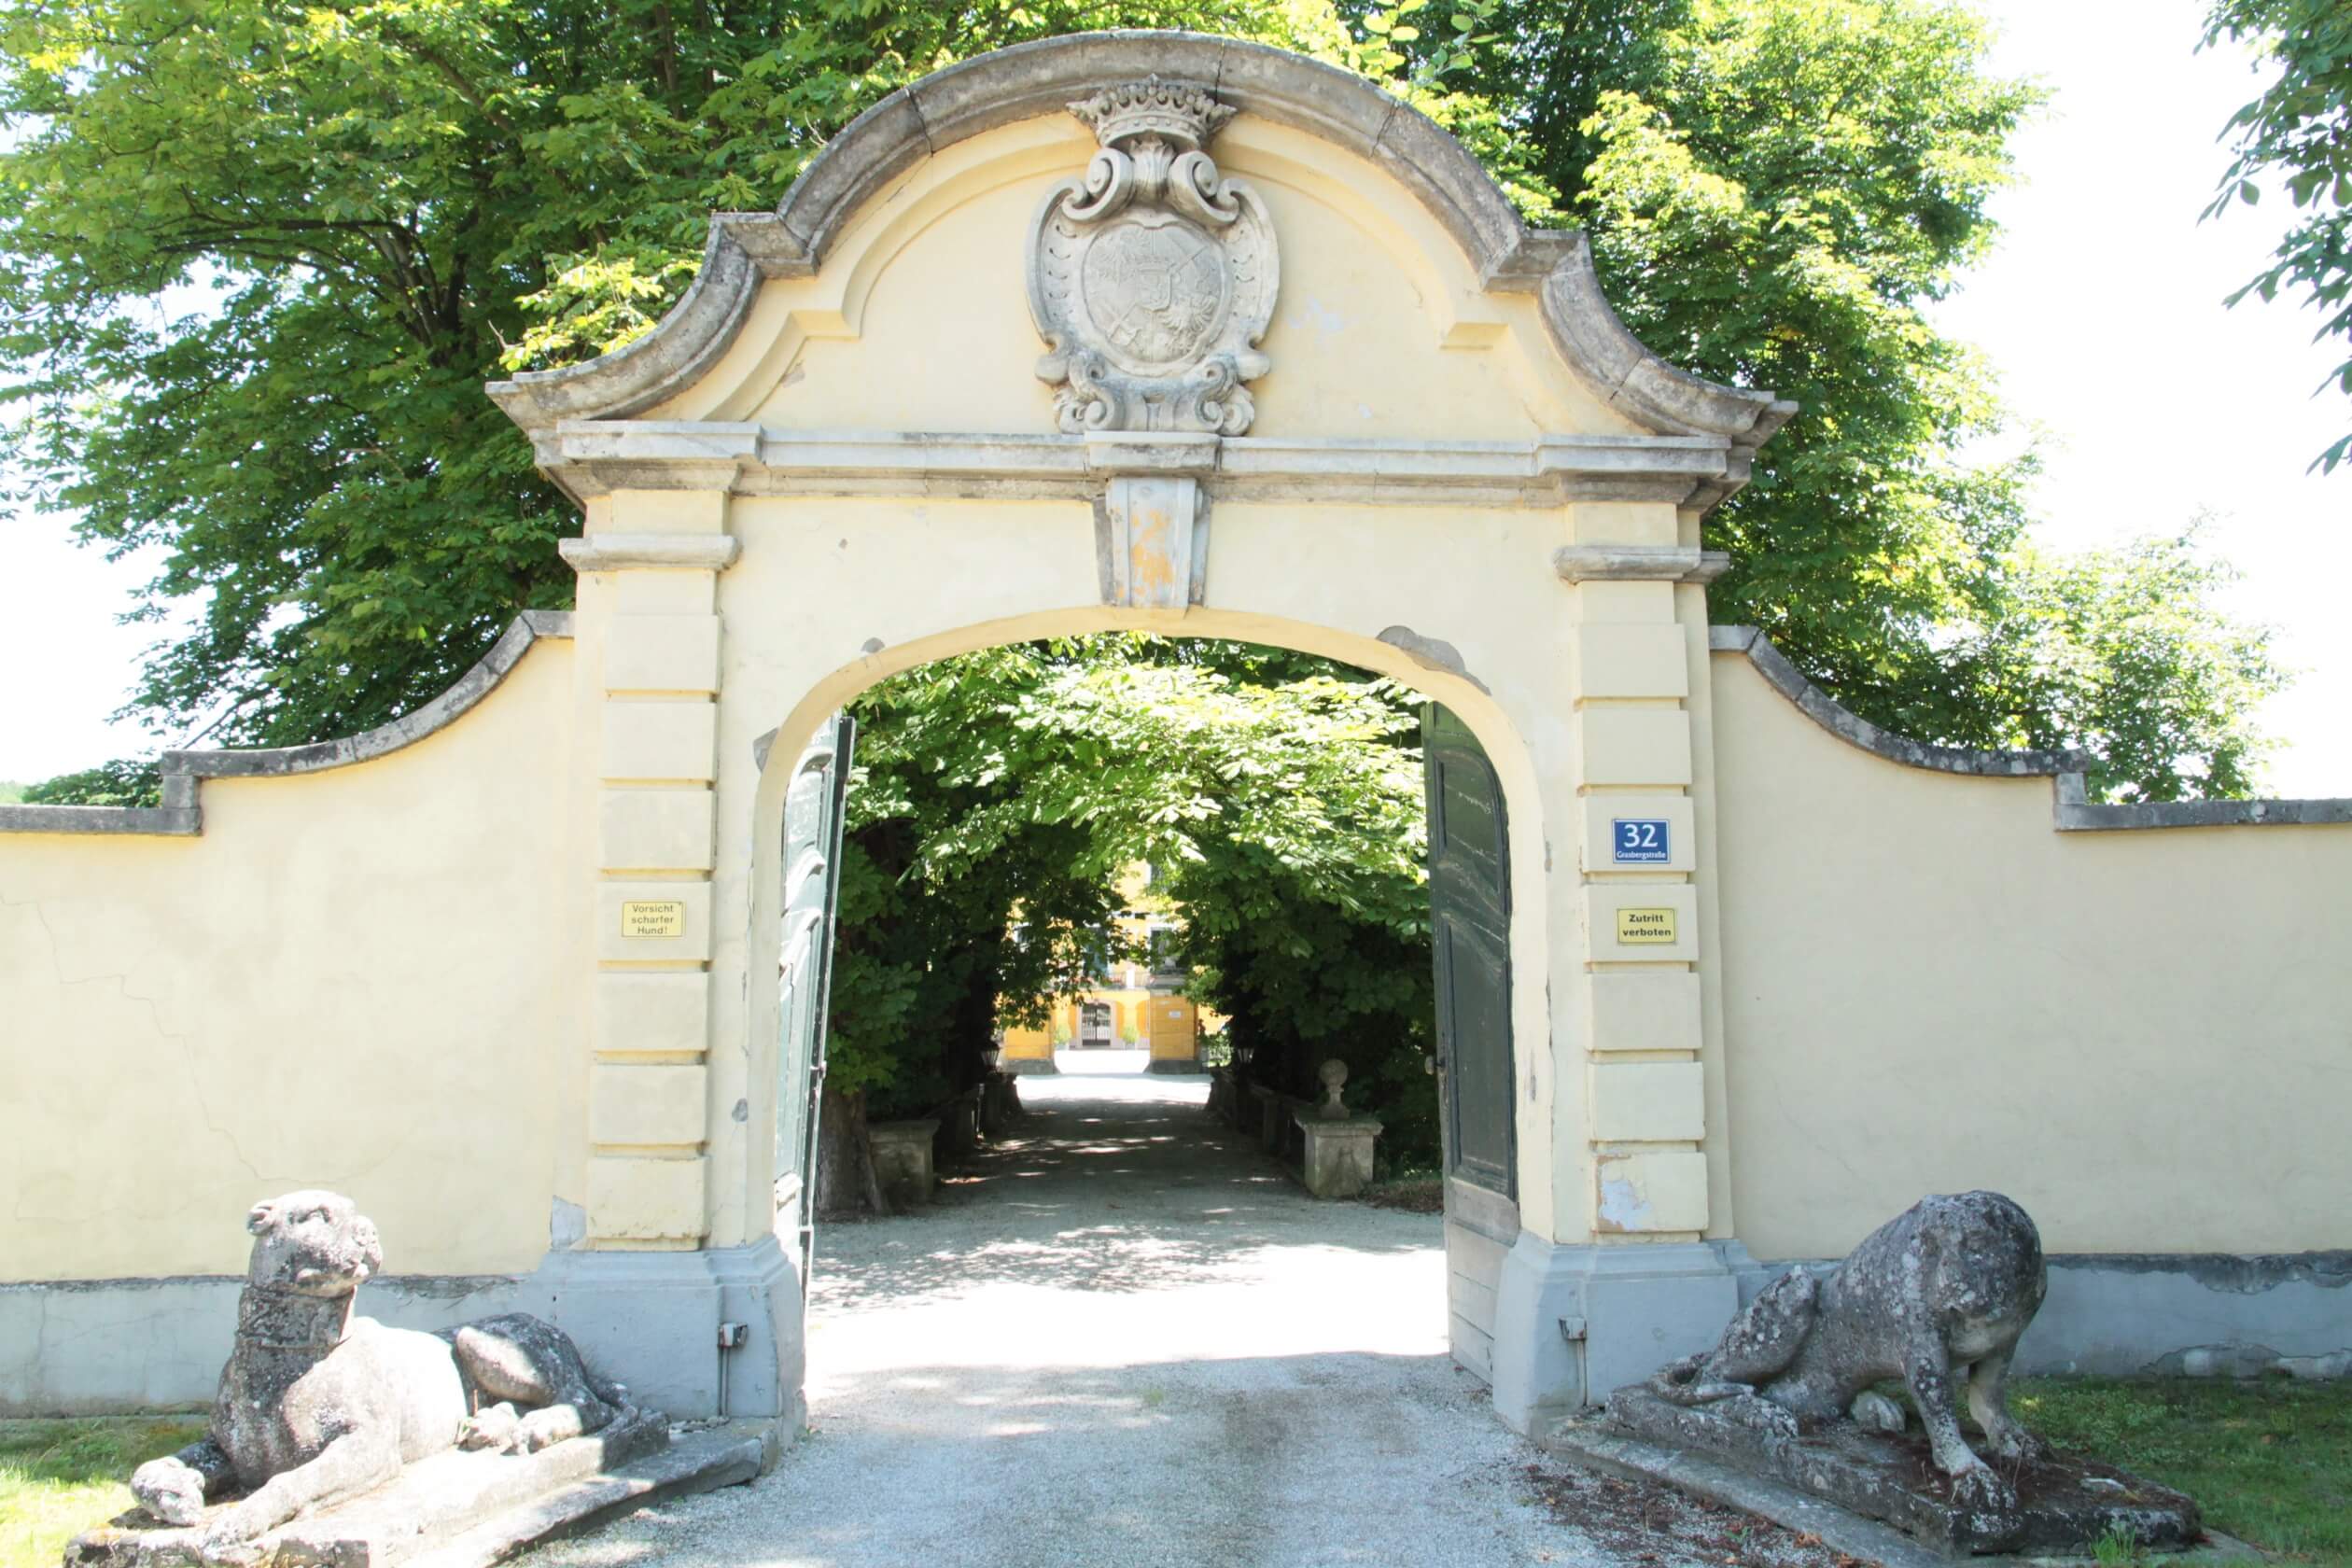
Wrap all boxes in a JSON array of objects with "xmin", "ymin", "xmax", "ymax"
[
  {"xmin": 130, "ymin": 1190, "xmax": 632, "ymax": 1556},
  {"xmin": 1645, "ymin": 1190, "xmax": 2050, "ymax": 1507}
]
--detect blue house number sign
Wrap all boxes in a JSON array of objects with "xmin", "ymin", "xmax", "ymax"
[{"xmin": 1611, "ymin": 818, "xmax": 1671, "ymax": 865}]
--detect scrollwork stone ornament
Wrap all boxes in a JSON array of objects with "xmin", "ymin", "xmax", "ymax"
[{"xmin": 1029, "ymin": 78, "xmax": 1279, "ymax": 435}]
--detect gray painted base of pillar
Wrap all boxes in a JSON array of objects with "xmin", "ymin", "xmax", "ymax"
[
  {"xmin": 1141, "ymin": 1058, "xmax": 1203, "ymax": 1074},
  {"xmin": 1, "ymin": 1239, "xmax": 808, "ymax": 1423},
  {"xmin": 1490, "ymin": 1236, "xmax": 1748, "ymax": 1436},
  {"xmin": 1001, "ymin": 1057, "xmax": 1059, "ymax": 1075}
]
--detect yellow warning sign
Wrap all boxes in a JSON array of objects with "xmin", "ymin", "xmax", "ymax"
[
  {"xmin": 620, "ymin": 900, "xmax": 688, "ymax": 939},
  {"xmin": 1616, "ymin": 907, "xmax": 1678, "ymax": 945}
]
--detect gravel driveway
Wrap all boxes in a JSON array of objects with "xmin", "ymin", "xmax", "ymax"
[{"xmin": 513, "ymin": 1065, "xmax": 1829, "ymax": 1568}]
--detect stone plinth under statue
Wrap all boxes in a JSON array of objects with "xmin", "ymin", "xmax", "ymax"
[{"xmin": 1603, "ymin": 1386, "xmax": 2203, "ymax": 1556}]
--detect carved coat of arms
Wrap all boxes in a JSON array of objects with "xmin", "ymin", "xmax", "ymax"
[{"xmin": 1028, "ymin": 79, "xmax": 1280, "ymax": 435}]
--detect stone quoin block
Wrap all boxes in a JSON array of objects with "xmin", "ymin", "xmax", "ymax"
[
  {"xmin": 600, "ymin": 700, "xmax": 720, "ymax": 783},
  {"xmin": 1567, "ymin": 579, "xmax": 1676, "ymax": 625},
  {"xmin": 595, "ymin": 972, "xmax": 711, "ymax": 1057},
  {"xmin": 585, "ymin": 1155, "xmax": 708, "ymax": 1242},
  {"xmin": 603, "ymin": 613, "xmax": 721, "ymax": 695},
  {"xmin": 612, "ymin": 569, "xmax": 719, "ymax": 616},
  {"xmin": 1589, "ymin": 1061, "xmax": 1706, "ymax": 1143},
  {"xmin": 597, "ymin": 789, "xmax": 718, "ymax": 874},
  {"xmin": 1577, "ymin": 707, "xmax": 1693, "ymax": 788},
  {"xmin": 1567, "ymin": 500, "xmax": 1680, "ymax": 549},
  {"xmin": 604, "ymin": 487, "xmax": 729, "ymax": 536},
  {"xmin": 1595, "ymin": 1150, "xmax": 1710, "ymax": 1234},
  {"xmin": 1574, "ymin": 623, "xmax": 1690, "ymax": 702},
  {"xmin": 1586, "ymin": 972, "xmax": 1703, "ymax": 1056},
  {"xmin": 1579, "ymin": 794, "xmax": 1697, "ymax": 875},
  {"xmin": 595, "ymin": 882, "xmax": 716, "ymax": 963},
  {"xmin": 1584, "ymin": 884, "xmax": 1701, "ymax": 965},
  {"xmin": 590, "ymin": 1063, "xmax": 710, "ymax": 1148}
]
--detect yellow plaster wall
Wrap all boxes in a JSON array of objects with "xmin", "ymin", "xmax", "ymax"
[
  {"xmin": 1710, "ymin": 651, "xmax": 2352, "ymax": 1260},
  {"xmin": 0, "ymin": 643, "xmax": 579, "ymax": 1281}
]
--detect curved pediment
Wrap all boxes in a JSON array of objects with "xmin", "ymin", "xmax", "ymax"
[{"xmin": 489, "ymin": 32, "xmax": 1793, "ymax": 507}]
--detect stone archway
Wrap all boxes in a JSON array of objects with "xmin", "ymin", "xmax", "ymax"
[{"xmin": 507, "ymin": 30, "xmax": 1786, "ymax": 1436}]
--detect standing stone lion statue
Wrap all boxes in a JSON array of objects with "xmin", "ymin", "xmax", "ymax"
[
  {"xmin": 1645, "ymin": 1190, "xmax": 2050, "ymax": 1507},
  {"xmin": 130, "ymin": 1190, "xmax": 632, "ymax": 1557}
]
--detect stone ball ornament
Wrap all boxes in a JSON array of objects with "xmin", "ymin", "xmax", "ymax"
[{"xmin": 1028, "ymin": 77, "xmax": 1279, "ymax": 435}]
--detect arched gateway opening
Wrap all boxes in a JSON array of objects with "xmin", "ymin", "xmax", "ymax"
[
  {"xmin": 751, "ymin": 616, "xmax": 1533, "ymax": 1408},
  {"xmin": 488, "ymin": 31, "xmax": 1787, "ymax": 1437}
]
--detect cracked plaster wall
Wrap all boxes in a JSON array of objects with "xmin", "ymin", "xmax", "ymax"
[
  {"xmin": 1708, "ymin": 652, "xmax": 2352, "ymax": 1260},
  {"xmin": 0, "ymin": 641, "xmax": 579, "ymax": 1283}
]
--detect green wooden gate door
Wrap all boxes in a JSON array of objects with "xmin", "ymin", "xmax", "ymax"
[
  {"xmin": 1421, "ymin": 704, "xmax": 1515, "ymax": 1199},
  {"xmin": 776, "ymin": 712, "xmax": 855, "ymax": 1286}
]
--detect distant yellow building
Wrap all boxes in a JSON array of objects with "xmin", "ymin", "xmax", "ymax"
[{"xmin": 1001, "ymin": 869, "xmax": 1215, "ymax": 1074}]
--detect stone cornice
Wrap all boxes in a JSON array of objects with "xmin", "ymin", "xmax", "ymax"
[
  {"xmin": 0, "ymin": 612, "xmax": 574, "ymax": 839},
  {"xmin": 533, "ymin": 423, "xmax": 1741, "ymax": 508},
  {"xmin": 1554, "ymin": 545, "xmax": 1731, "ymax": 583},
  {"xmin": 486, "ymin": 32, "xmax": 1793, "ymax": 511},
  {"xmin": 1710, "ymin": 626, "xmax": 2352, "ymax": 833},
  {"xmin": 558, "ymin": 535, "xmax": 743, "ymax": 573}
]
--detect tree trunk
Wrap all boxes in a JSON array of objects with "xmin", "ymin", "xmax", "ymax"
[{"xmin": 814, "ymin": 1083, "xmax": 889, "ymax": 1217}]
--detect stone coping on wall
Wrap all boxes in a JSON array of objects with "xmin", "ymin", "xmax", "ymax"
[
  {"xmin": 485, "ymin": 32, "xmax": 1795, "ymax": 514},
  {"xmin": 1711, "ymin": 625, "xmax": 2352, "ymax": 833},
  {"xmin": 0, "ymin": 610, "xmax": 574, "ymax": 839}
]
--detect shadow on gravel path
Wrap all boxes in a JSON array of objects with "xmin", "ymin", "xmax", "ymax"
[{"xmin": 512, "ymin": 1072, "xmax": 1841, "ymax": 1568}]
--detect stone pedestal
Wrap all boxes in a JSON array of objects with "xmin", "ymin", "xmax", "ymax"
[
  {"xmin": 979, "ymin": 1072, "xmax": 1018, "ymax": 1137},
  {"xmin": 868, "ymin": 1119, "xmax": 939, "ymax": 1209},
  {"xmin": 1295, "ymin": 1114, "xmax": 1381, "ymax": 1198},
  {"xmin": 1252, "ymin": 1086, "xmax": 1288, "ymax": 1155},
  {"xmin": 1604, "ymin": 1389, "xmax": 2203, "ymax": 1556},
  {"xmin": 943, "ymin": 1087, "xmax": 983, "ymax": 1154}
]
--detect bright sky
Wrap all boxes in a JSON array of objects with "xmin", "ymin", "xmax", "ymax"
[{"xmin": 2, "ymin": 1, "xmax": 2346, "ymax": 792}]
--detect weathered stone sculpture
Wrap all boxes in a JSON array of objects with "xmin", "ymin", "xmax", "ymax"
[
  {"xmin": 1607, "ymin": 1191, "xmax": 2203, "ymax": 1554},
  {"xmin": 128, "ymin": 1191, "xmax": 632, "ymax": 1558},
  {"xmin": 1648, "ymin": 1190, "xmax": 2047, "ymax": 1506},
  {"xmin": 1028, "ymin": 77, "xmax": 1279, "ymax": 434}
]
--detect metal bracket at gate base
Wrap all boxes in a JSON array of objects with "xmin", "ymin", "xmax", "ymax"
[{"xmin": 1558, "ymin": 1315, "xmax": 1589, "ymax": 1343}]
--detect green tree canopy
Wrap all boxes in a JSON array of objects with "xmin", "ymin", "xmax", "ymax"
[
  {"xmin": 2204, "ymin": 0, "xmax": 2352, "ymax": 473},
  {"xmin": 0, "ymin": 0, "xmax": 2289, "ymax": 801},
  {"xmin": 824, "ymin": 635, "xmax": 1439, "ymax": 1161}
]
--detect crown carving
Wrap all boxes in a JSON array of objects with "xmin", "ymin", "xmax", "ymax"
[{"xmin": 1068, "ymin": 77, "xmax": 1234, "ymax": 152}]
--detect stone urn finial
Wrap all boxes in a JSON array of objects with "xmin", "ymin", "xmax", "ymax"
[{"xmin": 1318, "ymin": 1058, "xmax": 1349, "ymax": 1120}]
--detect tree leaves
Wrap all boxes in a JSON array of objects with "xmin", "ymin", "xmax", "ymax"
[
  {"xmin": 2204, "ymin": 0, "xmax": 2352, "ymax": 474},
  {"xmin": 825, "ymin": 634, "xmax": 1438, "ymax": 1155}
]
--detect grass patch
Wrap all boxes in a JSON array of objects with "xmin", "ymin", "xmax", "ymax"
[
  {"xmin": 2011, "ymin": 1376, "xmax": 2352, "ymax": 1561},
  {"xmin": 0, "ymin": 1415, "xmax": 208, "ymax": 1568}
]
